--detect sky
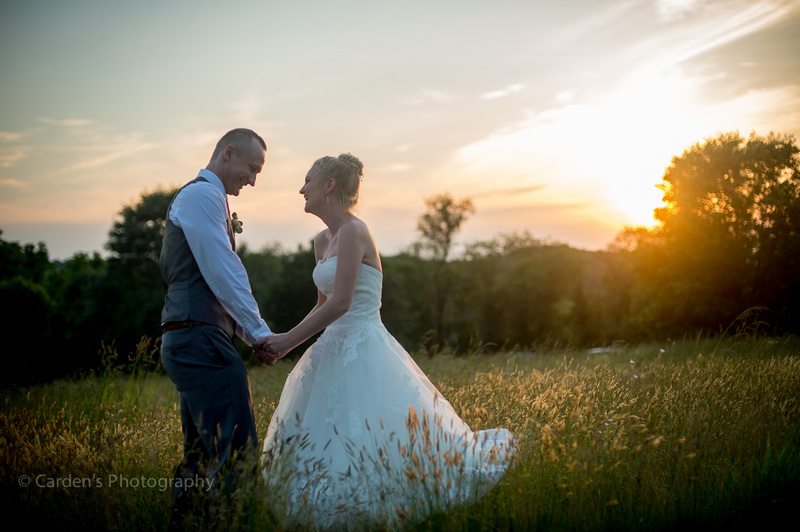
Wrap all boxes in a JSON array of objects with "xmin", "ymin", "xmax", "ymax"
[{"xmin": 2, "ymin": 0, "xmax": 799, "ymax": 260}]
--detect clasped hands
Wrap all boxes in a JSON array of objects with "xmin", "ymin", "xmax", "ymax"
[{"xmin": 254, "ymin": 333, "xmax": 291, "ymax": 367}]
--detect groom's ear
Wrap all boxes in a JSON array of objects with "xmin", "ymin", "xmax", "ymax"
[{"xmin": 222, "ymin": 145, "xmax": 236, "ymax": 161}]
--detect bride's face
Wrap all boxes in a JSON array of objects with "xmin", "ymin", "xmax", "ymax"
[{"xmin": 300, "ymin": 166, "xmax": 327, "ymax": 213}]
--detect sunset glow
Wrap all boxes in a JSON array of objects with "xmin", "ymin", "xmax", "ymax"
[{"xmin": 1, "ymin": 0, "xmax": 799, "ymax": 258}]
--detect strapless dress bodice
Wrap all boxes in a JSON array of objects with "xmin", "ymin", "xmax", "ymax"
[{"xmin": 312, "ymin": 257, "xmax": 382, "ymax": 327}]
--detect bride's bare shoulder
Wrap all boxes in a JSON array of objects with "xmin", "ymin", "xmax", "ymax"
[
  {"xmin": 342, "ymin": 217, "xmax": 381, "ymax": 270},
  {"xmin": 344, "ymin": 216, "xmax": 372, "ymax": 236}
]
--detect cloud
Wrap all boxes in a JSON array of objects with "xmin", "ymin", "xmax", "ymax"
[
  {"xmin": 658, "ymin": 1, "xmax": 793, "ymax": 69},
  {"xmin": 57, "ymin": 140, "xmax": 158, "ymax": 174},
  {"xmin": 0, "ymin": 146, "xmax": 31, "ymax": 169},
  {"xmin": 29, "ymin": 122, "xmax": 163, "ymax": 176},
  {"xmin": 0, "ymin": 178, "xmax": 26, "ymax": 188},
  {"xmin": 402, "ymin": 88, "xmax": 453, "ymax": 106},
  {"xmin": 555, "ymin": 89, "xmax": 576, "ymax": 104},
  {"xmin": 230, "ymin": 92, "xmax": 265, "ymax": 123},
  {"xmin": 481, "ymin": 91, "xmax": 507, "ymax": 100},
  {"xmin": 472, "ymin": 185, "xmax": 546, "ymax": 198},
  {"xmin": 380, "ymin": 163, "xmax": 413, "ymax": 172},
  {"xmin": 468, "ymin": 201, "xmax": 626, "ymax": 251},
  {"xmin": 0, "ymin": 129, "xmax": 36, "ymax": 168},
  {"xmin": 557, "ymin": 0, "xmax": 643, "ymax": 42},
  {"xmin": 481, "ymin": 84, "xmax": 525, "ymax": 100},
  {"xmin": 0, "ymin": 132, "xmax": 25, "ymax": 142},
  {"xmin": 656, "ymin": 0, "xmax": 701, "ymax": 21},
  {"xmin": 37, "ymin": 117, "xmax": 95, "ymax": 127}
]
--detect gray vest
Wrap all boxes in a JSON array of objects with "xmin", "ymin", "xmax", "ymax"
[{"xmin": 160, "ymin": 176, "xmax": 236, "ymax": 338}]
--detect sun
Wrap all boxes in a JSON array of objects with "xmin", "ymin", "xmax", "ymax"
[
  {"xmin": 608, "ymin": 179, "xmax": 665, "ymax": 227},
  {"xmin": 573, "ymin": 71, "xmax": 699, "ymax": 228}
]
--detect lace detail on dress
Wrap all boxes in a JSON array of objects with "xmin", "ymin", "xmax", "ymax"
[
  {"xmin": 341, "ymin": 326, "xmax": 366, "ymax": 366},
  {"xmin": 313, "ymin": 322, "xmax": 376, "ymax": 368},
  {"xmin": 300, "ymin": 345, "xmax": 320, "ymax": 393},
  {"xmin": 325, "ymin": 383, "xmax": 342, "ymax": 425},
  {"xmin": 395, "ymin": 373, "xmax": 421, "ymax": 407},
  {"xmin": 348, "ymin": 411, "xmax": 364, "ymax": 441}
]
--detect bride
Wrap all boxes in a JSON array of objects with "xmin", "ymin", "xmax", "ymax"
[{"xmin": 260, "ymin": 154, "xmax": 514, "ymax": 529}]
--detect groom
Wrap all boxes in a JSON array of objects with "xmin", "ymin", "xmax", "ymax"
[{"xmin": 159, "ymin": 128, "xmax": 275, "ymax": 527}]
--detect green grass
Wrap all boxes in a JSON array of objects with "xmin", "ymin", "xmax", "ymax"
[{"xmin": 2, "ymin": 335, "xmax": 799, "ymax": 530}]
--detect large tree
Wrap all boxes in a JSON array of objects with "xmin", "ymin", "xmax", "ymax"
[
  {"xmin": 626, "ymin": 131, "xmax": 800, "ymax": 336},
  {"xmin": 0, "ymin": 232, "xmax": 55, "ymax": 384},
  {"xmin": 416, "ymin": 193, "xmax": 475, "ymax": 262},
  {"xmin": 413, "ymin": 193, "xmax": 475, "ymax": 347},
  {"xmin": 104, "ymin": 187, "xmax": 179, "ymax": 357},
  {"xmin": 47, "ymin": 252, "xmax": 109, "ymax": 373},
  {"xmin": 106, "ymin": 187, "xmax": 178, "ymax": 268},
  {"xmin": 0, "ymin": 230, "xmax": 51, "ymax": 284}
]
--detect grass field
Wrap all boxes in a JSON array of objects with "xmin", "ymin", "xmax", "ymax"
[{"xmin": 2, "ymin": 335, "xmax": 799, "ymax": 530}]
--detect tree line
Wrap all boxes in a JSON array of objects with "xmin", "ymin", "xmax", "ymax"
[{"xmin": 2, "ymin": 131, "xmax": 798, "ymax": 386}]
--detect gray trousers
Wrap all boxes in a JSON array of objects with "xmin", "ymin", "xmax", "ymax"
[{"xmin": 161, "ymin": 323, "xmax": 258, "ymax": 513}]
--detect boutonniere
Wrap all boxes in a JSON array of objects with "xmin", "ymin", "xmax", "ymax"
[{"xmin": 231, "ymin": 212, "xmax": 243, "ymax": 234}]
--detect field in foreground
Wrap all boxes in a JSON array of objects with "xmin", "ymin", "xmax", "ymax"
[{"xmin": 1, "ymin": 335, "xmax": 799, "ymax": 531}]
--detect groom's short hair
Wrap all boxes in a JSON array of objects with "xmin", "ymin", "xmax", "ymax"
[{"xmin": 211, "ymin": 128, "xmax": 266, "ymax": 160}]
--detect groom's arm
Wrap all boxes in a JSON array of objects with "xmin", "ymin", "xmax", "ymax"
[{"xmin": 170, "ymin": 183, "xmax": 271, "ymax": 345}]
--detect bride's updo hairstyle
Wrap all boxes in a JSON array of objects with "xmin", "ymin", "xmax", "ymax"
[{"xmin": 313, "ymin": 153, "xmax": 364, "ymax": 211}]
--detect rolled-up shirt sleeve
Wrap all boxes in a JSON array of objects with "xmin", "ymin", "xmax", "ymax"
[{"xmin": 170, "ymin": 178, "xmax": 271, "ymax": 344}]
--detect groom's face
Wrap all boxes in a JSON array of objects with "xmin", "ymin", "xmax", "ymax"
[{"xmin": 220, "ymin": 139, "xmax": 266, "ymax": 196}]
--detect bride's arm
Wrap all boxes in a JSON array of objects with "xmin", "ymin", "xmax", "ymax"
[
  {"xmin": 298, "ymin": 231, "xmax": 330, "ymax": 321},
  {"xmin": 265, "ymin": 223, "xmax": 364, "ymax": 353}
]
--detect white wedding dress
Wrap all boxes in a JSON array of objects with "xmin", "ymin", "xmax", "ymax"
[{"xmin": 261, "ymin": 258, "xmax": 514, "ymax": 530}]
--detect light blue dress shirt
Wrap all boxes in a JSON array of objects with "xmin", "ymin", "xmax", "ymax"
[{"xmin": 168, "ymin": 168, "xmax": 271, "ymax": 345}]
